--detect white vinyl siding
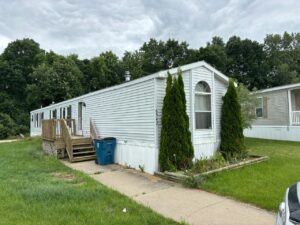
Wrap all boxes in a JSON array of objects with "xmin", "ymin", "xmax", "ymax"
[
  {"xmin": 214, "ymin": 76, "xmax": 228, "ymax": 141},
  {"xmin": 83, "ymin": 78, "xmax": 156, "ymax": 143}
]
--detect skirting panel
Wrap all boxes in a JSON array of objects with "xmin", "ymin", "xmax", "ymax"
[
  {"xmin": 114, "ymin": 141, "xmax": 158, "ymax": 174},
  {"xmin": 193, "ymin": 141, "xmax": 220, "ymax": 160},
  {"xmin": 244, "ymin": 126, "xmax": 300, "ymax": 142}
]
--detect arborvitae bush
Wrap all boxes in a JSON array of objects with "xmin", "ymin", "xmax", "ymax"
[
  {"xmin": 159, "ymin": 70, "xmax": 194, "ymax": 171},
  {"xmin": 220, "ymin": 79, "xmax": 246, "ymax": 159},
  {"xmin": 159, "ymin": 73, "xmax": 173, "ymax": 171},
  {"xmin": 177, "ymin": 70, "xmax": 194, "ymax": 167}
]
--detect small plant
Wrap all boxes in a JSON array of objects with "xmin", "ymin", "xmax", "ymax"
[
  {"xmin": 191, "ymin": 152, "xmax": 228, "ymax": 174},
  {"xmin": 138, "ymin": 165, "xmax": 145, "ymax": 173},
  {"xmin": 183, "ymin": 172, "xmax": 205, "ymax": 188}
]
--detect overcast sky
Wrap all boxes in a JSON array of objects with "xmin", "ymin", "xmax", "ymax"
[{"xmin": 0, "ymin": 0, "xmax": 299, "ymax": 58}]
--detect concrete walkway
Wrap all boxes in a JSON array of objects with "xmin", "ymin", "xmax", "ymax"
[
  {"xmin": 0, "ymin": 139, "xmax": 19, "ymax": 144},
  {"xmin": 63, "ymin": 160, "xmax": 275, "ymax": 225}
]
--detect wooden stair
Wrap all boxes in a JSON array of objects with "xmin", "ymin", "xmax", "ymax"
[{"xmin": 70, "ymin": 137, "xmax": 96, "ymax": 162}]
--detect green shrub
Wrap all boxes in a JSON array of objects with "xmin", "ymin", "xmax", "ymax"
[
  {"xmin": 183, "ymin": 173, "xmax": 205, "ymax": 188},
  {"xmin": 0, "ymin": 113, "xmax": 17, "ymax": 139},
  {"xmin": 220, "ymin": 79, "xmax": 246, "ymax": 160},
  {"xmin": 191, "ymin": 152, "xmax": 228, "ymax": 174},
  {"xmin": 159, "ymin": 70, "xmax": 194, "ymax": 171}
]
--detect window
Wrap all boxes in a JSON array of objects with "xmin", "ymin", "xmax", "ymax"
[
  {"xmin": 52, "ymin": 109, "xmax": 57, "ymax": 119},
  {"xmin": 35, "ymin": 113, "xmax": 38, "ymax": 128},
  {"xmin": 195, "ymin": 81, "xmax": 212, "ymax": 129},
  {"xmin": 67, "ymin": 105, "xmax": 72, "ymax": 119},
  {"xmin": 256, "ymin": 97, "xmax": 263, "ymax": 118},
  {"xmin": 39, "ymin": 112, "xmax": 44, "ymax": 127}
]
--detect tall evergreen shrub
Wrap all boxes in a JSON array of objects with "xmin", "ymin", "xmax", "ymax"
[
  {"xmin": 177, "ymin": 70, "xmax": 194, "ymax": 165},
  {"xmin": 159, "ymin": 73, "xmax": 173, "ymax": 171},
  {"xmin": 220, "ymin": 79, "xmax": 245, "ymax": 159},
  {"xmin": 159, "ymin": 70, "xmax": 194, "ymax": 171}
]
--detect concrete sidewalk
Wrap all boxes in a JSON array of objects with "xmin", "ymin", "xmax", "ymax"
[
  {"xmin": 0, "ymin": 139, "xmax": 19, "ymax": 144},
  {"xmin": 63, "ymin": 160, "xmax": 275, "ymax": 225}
]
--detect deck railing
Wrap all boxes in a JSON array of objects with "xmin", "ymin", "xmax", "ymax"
[
  {"xmin": 61, "ymin": 119, "xmax": 73, "ymax": 160},
  {"xmin": 292, "ymin": 111, "xmax": 300, "ymax": 125},
  {"xmin": 42, "ymin": 119, "xmax": 77, "ymax": 140},
  {"xmin": 42, "ymin": 120, "xmax": 57, "ymax": 141},
  {"xmin": 90, "ymin": 119, "xmax": 100, "ymax": 140}
]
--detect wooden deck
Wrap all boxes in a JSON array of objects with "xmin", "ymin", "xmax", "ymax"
[{"xmin": 42, "ymin": 119, "xmax": 96, "ymax": 162}]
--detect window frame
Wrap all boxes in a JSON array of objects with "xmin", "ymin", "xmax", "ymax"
[
  {"xmin": 255, "ymin": 97, "xmax": 263, "ymax": 118},
  {"xmin": 194, "ymin": 81, "xmax": 212, "ymax": 130}
]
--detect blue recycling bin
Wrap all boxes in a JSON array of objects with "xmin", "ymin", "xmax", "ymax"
[{"xmin": 94, "ymin": 137, "xmax": 116, "ymax": 165}]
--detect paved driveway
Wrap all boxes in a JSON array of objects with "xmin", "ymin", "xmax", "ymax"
[{"xmin": 63, "ymin": 161, "xmax": 275, "ymax": 225}]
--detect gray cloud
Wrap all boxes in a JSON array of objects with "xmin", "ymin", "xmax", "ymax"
[{"xmin": 0, "ymin": 0, "xmax": 299, "ymax": 58}]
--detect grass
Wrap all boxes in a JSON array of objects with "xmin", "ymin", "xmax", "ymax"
[
  {"xmin": 201, "ymin": 138, "xmax": 300, "ymax": 211},
  {"xmin": 0, "ymin": 138, "xmax": 184, "ymax": 225}
]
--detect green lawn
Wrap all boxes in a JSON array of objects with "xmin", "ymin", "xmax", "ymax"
[
  {"xmin": 201, "ymin": 138, "xmax": 300, "ymax": 211},
  {"xmin": 0, "ymin": 138, "xmax": 183, "ymax": 225}
]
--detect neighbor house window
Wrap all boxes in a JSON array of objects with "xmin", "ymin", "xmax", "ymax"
[
  {"xmin": 195, "ymin": 81, "xmax": 212, "ymax": 129},
  {"xmin": 256, "ymin": 97, "xmax": 263, "ymax": 118}
]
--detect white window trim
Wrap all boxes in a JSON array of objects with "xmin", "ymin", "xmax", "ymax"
[
  {"xmin": 256, "ymin": 97, "xmax": 263, "ymax": 118},
  {"xmin": 194, "ymin": 82, "xmax": 212, "ymax": 130}
]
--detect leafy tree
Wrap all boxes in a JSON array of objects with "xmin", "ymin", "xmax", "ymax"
[
  {"xmin": 2, "ymin": 38, "xmax": 45, "ymax": 84},
  {"xmin": 89, "ymin": 51, "xmax": 123, "ymax": 91},
  {"xmin": 226, "ymin": 36, "xmax": 269, "ymax": 89},
  {"xmin": 26, "ymin": 57, "xmax": 84, "ymax": 109},
  {"xmin": 140, "ymin": 38, "xmax": 191, "ymax": 74},
  {"xmin": 237, "ymin": 84, "xmax": 259, "ymax": 129},
  {"xmin": 121, "ymin": 51, "xmax": 145, "ymax": 80},
  {"xmin": 198, "ymin": 36, "xmax": 227, "ymax": 73},
  {"xmin": 220, "ymin": 80, "xmax": 245, "ymax": 159},
  {"xmin": 264, "ymin": 32, "xmax": 300, "ymax": 86},
  {"xmin": 0, "ymin": 113, "xmax": 17, "ymax": 139}
]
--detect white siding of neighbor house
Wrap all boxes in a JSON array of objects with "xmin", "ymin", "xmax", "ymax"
[{"xmin": 244, "ymin": 126, "xmax": 300, "ymax": 142}]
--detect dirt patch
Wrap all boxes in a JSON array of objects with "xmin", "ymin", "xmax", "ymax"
[{"xmin": 51, "ymin": 172, "xmax": 76, "ymax": 182}]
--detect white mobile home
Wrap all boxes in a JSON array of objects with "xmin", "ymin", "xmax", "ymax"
[
  {"xmin": 30, "ymin": 61, "xmax": 229, "ymax": 174},
  {"xmin": 244, "ymin": 83, "xmax": 300, "ymax": 141}
]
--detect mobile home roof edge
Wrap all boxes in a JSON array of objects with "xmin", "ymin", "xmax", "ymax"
[
  {"xmin": 257, "ymin": 82, "xmax": 300, "ymax": 93},
  {"xmin": 30, "ymin": 61, "xmax": 229, "ymax": 113}
]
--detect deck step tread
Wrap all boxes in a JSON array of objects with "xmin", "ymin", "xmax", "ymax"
[
  {"xmin": 72, "ymin": 155, "xmax": 96, "ymax": 162},
  {"xmin": 73, "ymin": 150, "xmax": 96, "ymax": 155},
  {"xmin": 73, "ymin": 145, "xmax": 94, "ymax": 150}
]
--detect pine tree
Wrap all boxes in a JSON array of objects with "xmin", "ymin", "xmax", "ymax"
[{"xmin": 220, "ymin": 79, "xmax": 245, "ymax": 159}]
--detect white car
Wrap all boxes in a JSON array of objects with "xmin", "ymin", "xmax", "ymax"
[{"xmin": 276, "ymin": 183, "xmax": 300, "ymax": 225}]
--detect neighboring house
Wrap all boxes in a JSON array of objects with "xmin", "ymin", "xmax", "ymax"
[
  {"xmin": 30, "ymin": 61, "xmax": 230, "ymax": 174},
  {"xmin": 244, "ymin": 83, "xmax": 300, "ymax": 142}
]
